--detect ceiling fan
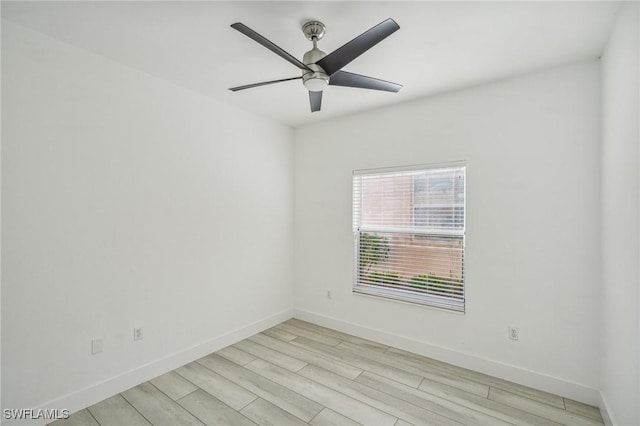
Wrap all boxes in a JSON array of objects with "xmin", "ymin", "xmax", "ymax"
[{"xmin": 229, "ymin": 19, "xmax": 402, "ymax": 112}]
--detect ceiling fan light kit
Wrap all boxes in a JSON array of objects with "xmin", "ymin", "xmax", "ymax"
[{"xmin": 229, "ymin": 18, "xmax": 402, "ymax": 112}]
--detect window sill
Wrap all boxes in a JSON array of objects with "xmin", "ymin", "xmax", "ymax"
[{"xmin": 353, "ymin": 284, "xmax": 465, "ymax": 314}]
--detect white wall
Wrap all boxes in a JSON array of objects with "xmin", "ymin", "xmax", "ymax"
[
  {"xmin": 0, "ymin": 14, "xmax": 3, "ymax": 418},
  {"xmin": 1, "ymin": 20, "xmax": 294, "ymax": 416},
  {"xmin": 600, "ymin": 3, "xmax": 640, "ymax": 425},
  {"xmin": 294, "ymin": 61, "xmax": 602, "ymax": 402}
]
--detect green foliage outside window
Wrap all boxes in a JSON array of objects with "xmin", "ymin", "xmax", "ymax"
[
  {"xmin": 407, "ymin": 274, "xmax": 463, "ymax": 298},
  {"xmin": 358, "ymin": 233, "xmax": 390, "ymax": 272}
]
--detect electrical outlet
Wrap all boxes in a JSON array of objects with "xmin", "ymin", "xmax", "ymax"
[
  {"xmin": 508, "ymin": 326, "xmax": 519, "ymax": 341},
  {"xmin": 134, "ymin": 327, "xmax": 144, "ymax": 341},
  {"xmin": 91, "ymin": 338, "xmax": 103, "ymax": 354}
]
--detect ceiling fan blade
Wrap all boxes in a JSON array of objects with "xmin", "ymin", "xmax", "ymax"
[
  {"xmin": 229, "ymin": 76, "xmax": 302, "ymax": 92},
  {"xmin": 309, "ymin": 91, "xmax": 322, "ymax": 112},
  {"xmin": 329, "ymin": 70, "xmax": 402, "ymax": 92},
  {"xmin": 316, "ymin": 19, "xmax": 400, "ymax": 76},
  {"xmin": 231, "ymin": 23, "xmax": 311, "ymax": 72}
]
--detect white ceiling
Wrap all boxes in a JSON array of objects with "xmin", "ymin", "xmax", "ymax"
[{"xmin": 2, "ymin": 1, "xmax": 620, "ymax": 127}]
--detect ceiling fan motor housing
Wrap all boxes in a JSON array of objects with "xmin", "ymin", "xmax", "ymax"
[{"xmin": 302, "ymin": 55, "xmax": 329, "ymax": 92}]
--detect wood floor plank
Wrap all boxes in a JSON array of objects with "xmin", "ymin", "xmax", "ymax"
[
  {"xmin": 88, "ymin": 394, "xmax": 151, "ymax": 426},
  {"xmin": 416, "ymin": 374, "xmax": 561, "ymax": 426},
  {"xmin": 387, "ymin": 347, "xmax": 565, "ymax": 409},
  {"xmin": 177, "ymin": 389, "xmax": 257, "ymax": 426},
  {"xmin": 197, "ymin": 353, "xmax": 322, "ymax": 422},
  {"xmin": 275, "ymin": 323, "xmax": 343, "ymax": 346},
  {"xmin": 217, "ymin": 345, "xmax": 258, "ymax": 366},
  {"xmin": 121, "ymin": 382, "xmax": 204, "ymax": 426},
  {"xmin": 488, "ymin": 387, "xmax": 603, "ymax": 426},
  {"xmin": 234, "ymin": 339, "xmax": 308, "ymax": 372},
  {"xmin": 564, "ymin": 398, "xmax": 603, "ymax": 421},
  {"xmin": 310, "ymin": 408, "xmax": 363, "ymax": 426},
  {"xmin": 245, "ymin": 358, "xmax": 397, "ymax": 426},
  {"xmin": 49, "ymin": 409, "xmax": 99, "ymax": 426},
  {"xmin": 297, "ymin": 363, "xmax": 463, "ymax": 425},
  {"xmin": 290, "ymin": 336, "xmax": 423, "ymax": 388},
  {"xmin": 340, "ymin": 341, "xmax": 489, "ymax": 397},
  {"xmin": 489, "ymin": 381, "xmax": 565, "ymax": 411},
  {"xmin": 262, "ymin": 327, "xmax": 298, "ymax": 342},
  {"xmin": 355, "ymin": 369, "xmax": 511, "ymax": 426},
  {"xmin": 175, "ymin": 362, "xmax": 257, "ymax": 410},
  {"xmin": 287, "ymin": 319, "xmax": 389, "ymax": 353},
  {"xmin": 383, "ymin": 347, "xmax": 482, "ymax": 379},
  {"xmin": 240, "ymin": 398, "xmax": 308, "ymax": 426},
  {"xmin": 248, "ymin": 332, "xmax": 363, "ymax": 379},
  {"xmin": 151, "ymin": 371, "xmax": 199, "ymax": 401}
]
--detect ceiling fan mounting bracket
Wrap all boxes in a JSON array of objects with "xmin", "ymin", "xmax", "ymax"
[{"xmin": 302, "ymin": 21, "xmax": 326, "ymax": 41}]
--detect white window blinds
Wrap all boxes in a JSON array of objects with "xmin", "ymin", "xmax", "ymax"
[{"xmin": 353, "ymin": 164, "xmax": 466, "ymax": 312}]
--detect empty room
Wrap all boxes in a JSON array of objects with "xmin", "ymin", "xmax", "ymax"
[{"xmin": 1, "ymin": 1, "xmax": 638, "ymax": 425}]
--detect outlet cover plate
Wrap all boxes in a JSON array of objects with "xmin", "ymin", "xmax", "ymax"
[
  {"xmin": 134, "ymin": 327, "xmax": 143, "ymax": 341},
  {"xmin": 91, "ymin": 339, "xmax": 103, "ymax": 354}
]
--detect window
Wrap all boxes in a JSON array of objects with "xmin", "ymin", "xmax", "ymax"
[{"xmin": 352, "ymin": 163, "xmax": 466, "ymax": 312}]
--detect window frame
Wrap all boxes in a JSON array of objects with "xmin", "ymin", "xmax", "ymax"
[{"xmin": 352, "ymin": 162, "xmax": 466, "ymax": 313}]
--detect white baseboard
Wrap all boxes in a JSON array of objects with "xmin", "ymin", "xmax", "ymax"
[
  {"xmin": 598, "ymin": 391, "xmax": 615, "ymax": 426},
  {"xmin": 4, "ymin": 309, "xmax": 293, "ymax": 426},
  {"xmin": 294, "ymin": 308, "xmax": 600, "ymax": 406}
]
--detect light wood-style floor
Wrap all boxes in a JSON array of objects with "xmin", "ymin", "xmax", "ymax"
[{"xmin": 52, "ymin": 319, "xmax": 604, "ymax": 426}]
